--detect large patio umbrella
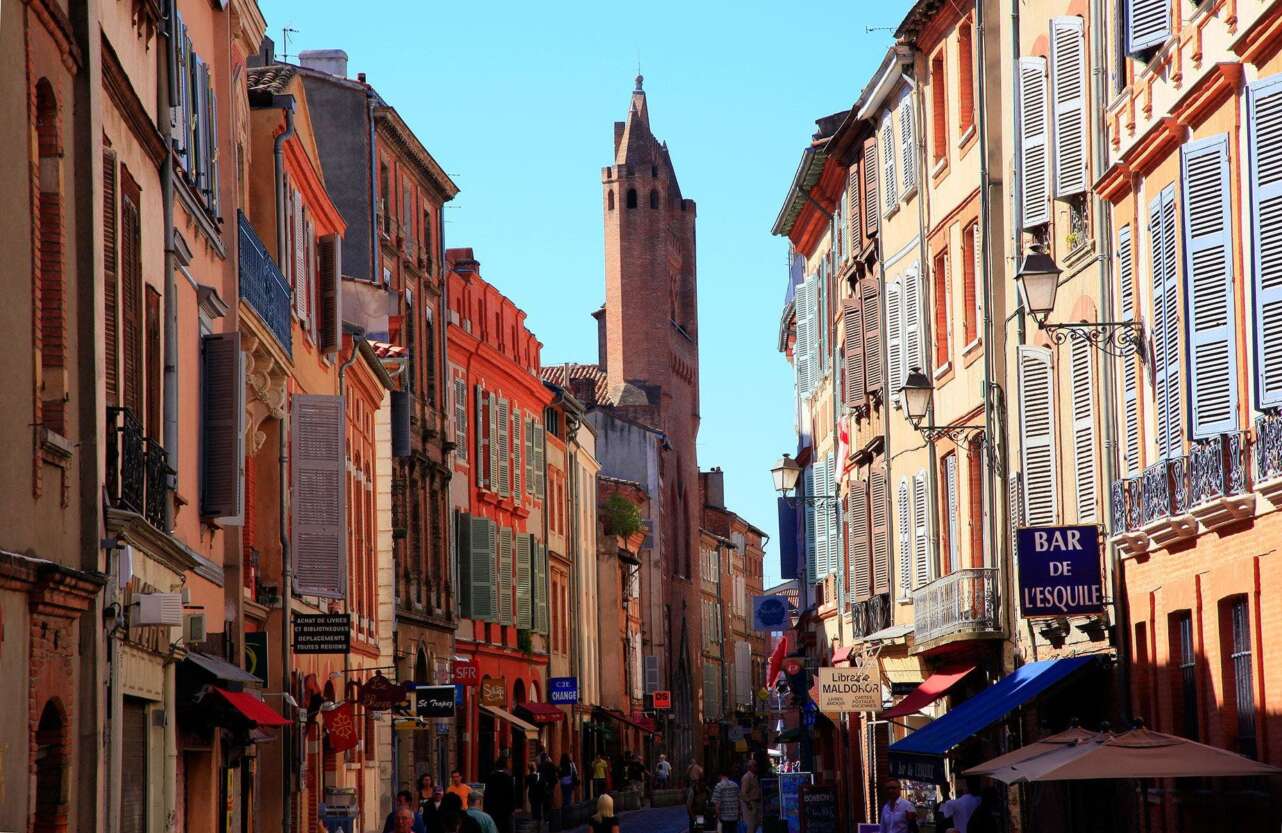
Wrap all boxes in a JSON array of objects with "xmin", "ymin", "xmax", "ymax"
[{"xmin": 962, "ymin": 725, "xmax": 1104, "ymax": 778}]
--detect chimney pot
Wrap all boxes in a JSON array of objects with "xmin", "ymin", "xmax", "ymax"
[{"xmin": 299, "ymin": 49, "xmax": 349, "ymax": 79}]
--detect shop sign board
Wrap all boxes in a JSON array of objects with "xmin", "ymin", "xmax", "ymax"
[
  {"xmin": 293, "ymin": 614, "xmax": 350, "ymax": 654},
  {"xmin": 415, "ymin": 685, "xmax": 457, "ymax": 718},
  {"xmin": 1016, "ymin": 525, "xmax": 1104, "ymax": 617},
  {"xmin": 549, "ymin": 677, "xmax": 579, "ymax": 704},
  {"xmin": 480, "ymin": 675, "xmax": 506, "ymax": 708},
  {"xmin": 815, "ymin": 653, "xmax": 881, "ymax": 714}
]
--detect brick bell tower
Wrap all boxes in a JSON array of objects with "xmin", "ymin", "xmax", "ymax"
[{"xmin": 600, "ymin": 75, "xmax": 702, "ymax": 760}]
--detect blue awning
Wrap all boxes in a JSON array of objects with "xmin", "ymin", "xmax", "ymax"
[{"xmin": 888, "ymin": 656, "xmax": 1098, "ymax": 782}]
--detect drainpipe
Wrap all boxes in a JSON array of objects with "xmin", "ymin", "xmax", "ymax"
[{"xmin": 162, "ymin": 0, "xmax": 178, "ymax": 527}]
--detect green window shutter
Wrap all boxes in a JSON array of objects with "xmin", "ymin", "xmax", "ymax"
[
  {"xmin": 476, "ymin": 385, "xmax": 487, "ymax": 488},
  {"xmin": 516, "ymin": 534, "xmax": 532, "ymax": 629},
  {"xmin": 470, "ymin": 515, "xmax": 494, "ymax": 620},
  {"xmin": 525, "ymin": 415, "xmax": 534, "ymax": 495},
  {"xmin": 512, "ymin": 412, "xmax": 522, "ymax": 498},
  {"xmin": 456, "ymin": 378, "xmax": 467, "ymax": 463},
  {"xmin": 497, "ymin": 397, "xmax": 509, "ymax": 496},
  {"xmin": 535, "ymin": 542, "xmax": 549, "ymax": 634},
  {"xmin": 457, "ymin": 511, "xmax": 472, "ymax": 618},
  {"xmin": 498, "ymin": 527, "xmax": 513, "ymax": 625}
]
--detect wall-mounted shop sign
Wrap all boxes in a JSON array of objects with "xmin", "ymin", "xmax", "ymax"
[
  {"xmin": 816, "ymin": 652, "xmax": 881, "ymax": 714},
  {"xmin": 480, "ymin": 675, "xmax": 507, "ymax": 708},
  {"xmin": 549, "ymin": 677, "xmax": 579, "ymax": 704},
  {"xmin": 292, "ymin": 613, "xmax": 351, "ymax": 654},
  {"xmin": 416, "ymin": 685, "xmax": 457, "ymax": 718},
  {"xmin": 1016, "ymin": 525, "xmax": 1104, "ymax": 617}
]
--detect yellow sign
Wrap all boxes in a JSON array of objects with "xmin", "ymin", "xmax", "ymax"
[{"xmin": 815, "ymin": 652, "xmax": 881, "ymax": 714}]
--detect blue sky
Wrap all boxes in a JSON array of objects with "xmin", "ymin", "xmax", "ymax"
[{"xmin": 261, "ymin": 0, "xmax": 912, "ymax": 586}]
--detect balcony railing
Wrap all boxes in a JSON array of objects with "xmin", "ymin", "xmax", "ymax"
[
  {"xmin": 105, "ymin": 406, "xmax": 172, "ymax": 531},
  {"xmin": 1189, "ymin": 433, "xmax": 1247, "ymax": 506},
  {"xmin": 911, "ymin": 568, "xmax": 1000, "ymax": 646},
  {"xmin": 1140, "ymin": 457, "xmax": 1189, "ymax": 526},
  {"xmin": 237, "ymin": 210, "xmax": 292, "ymax": 355},
  {"xmin": 1255, "ymin": 412, "xmax": 1282, "ymax": 483},
  {"xmin": 851, "ymin": 593, "xmax": 891, "ymax": 639}
]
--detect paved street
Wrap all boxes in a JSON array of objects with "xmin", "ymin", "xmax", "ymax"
[{"xmin": 566, "ymin": 806, "xmax": 689, "ymax": 833}]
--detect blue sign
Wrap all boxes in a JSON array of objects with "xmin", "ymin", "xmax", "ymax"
[
  {"xmin": 548, "ymin": 676, "xmax": 579, "ymax": 704},
  {"xmin": 778, "ymin": 772, "xmax": 813, "ymax": 833},
  {"xmin": 1016, "ymin": 525, "xmax": 1104, "ymax": 617},
  {"xmin": 753, "ymin": 595, "xmax": 791, "ymax": 631},
  {"xmin": 802, "ymin": 701, "xmax": 817, "ymax": 728}
]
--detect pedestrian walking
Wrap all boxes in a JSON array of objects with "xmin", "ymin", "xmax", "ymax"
[
  {"xmin": 466, "ymin": 792, "xmax": 499, "ymax": 833},
  {"xmin": 591, "ymin": 753, "xmax": 609, "ymax": 799},
  {"xmin": 589, "ymin": 794, "xmax": 621, "ymax": 833},
  {"xmin": 558, "ymin": 753, "xmax": 579, "ymax": 807},
  {"xmin": 483, "ymin": 756, "xmax": 516, "ymax": 833},
  {"xmin": 537, "ymin": 753, "xmax": 559, "ymax": 824},
  {"xmin": 938, "ymin": 779, "xmax": 982, "ymax": 833},
  {"xmin": 447, "ymin": 770, "xmax": 472, "ymax": 803},
  {"xmin": 738, "ymin": 760, "xmax": 762, "ymax": 833},
  {"xmin": 441, "ymin": 793, "xmax": 485, "ymax": 833},
  {"xmin": 655, "ymin": 754, "xmax": 671, "ymax": 788},
  {"xmin": 686, "ymin": 772, "xmax": 711, "ymax": 833},
  {"xmin": 877, "ymin": 780, "xmax": 917, "ymax": 833},
  {"xmin": 384, "ymin": 791, "xmax": 429, "ymax": 833},
  {"xmin": 710, "ymin": 770, "xmax": 741, "ymax": 833}
]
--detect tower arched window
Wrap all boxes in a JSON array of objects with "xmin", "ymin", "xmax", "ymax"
[
  {"xmin": 626, "ymin": 188, "xmax": 637, "ymax": 209},
  {"xmin": 650, "ymin": 189, "xmax": 659, "ymax": 209},
  {"xmin": 607, "ymin": 190, "xmax": 615, "ymax": 211},
  {"xmin": 34, "ymin": 79, "xmax": 66, "ymax": 434}
]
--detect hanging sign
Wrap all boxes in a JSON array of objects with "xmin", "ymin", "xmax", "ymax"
[
  {"xmin": 549, "ymin": 677, "xmax": 579, "ymax": 704},
  {"xmin": 292, "ymin": 614, "xmax": 351, "ymax": 654},
  {"xmin": 416, "ymin": 685, "xmax": 457, "ymax": 718},
  {"xmin": 323, "ymin": 702, "xmax": 360, "ymax": 752},
  {"xmin": 1016, "ymin": 525, "xmax": 1104, "ymax": 617},
  {"xmin": 816, "ymin": 651, "xmax": 881, "ymax": 714},
  {"xmin": 360, "ymin": 674, "xmax": 407, "ymax": 711},
  {"xmin": 453, "ymin": 658, "xmax": 480, "ymax": 687},
  {"xmin": 244, "ymin": 632, "xmax": 269, "ymax": 685},
  {"xmin": 753, "ymin": 595, "xmax": 791, "ymax": 631},
  {"xmin": 480, "ymin": 675, "xmax": 507, "ymax": 708}
]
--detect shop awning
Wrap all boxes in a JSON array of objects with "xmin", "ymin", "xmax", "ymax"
[
  {"xmin": 480, "ymin": 704, "xmax": 539, "ymax": 740},
  {"xmin": 593, "ymin": 707, "xmax": 657, "ymax": 735},
  {"xmin": 630, "ymin": 712, "xmax": 657, "ymax": 732},
  {"xmin": 882, "ymin": 666, "xmax": 974, "ymax": 719},
  {"xmin": 864, "ymin": 623, "xmax": 913, "ymax": 644},
  {"xmin": 515, "ymin": 702, "xmax": 565, "ymax": 725},
  {"xmin": 210, "ymin": 687, "xmax": 291, "ymax": 727},
  {"xmin": 183, "ymin": 652, "xmax": 262, "ymax": 686},
  {"xmin": 888, "ymin": 656, "xmax": 1097, "ymax": 782}
]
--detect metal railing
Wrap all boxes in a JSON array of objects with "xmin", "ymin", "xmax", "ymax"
[
  {"xmin": 105, "ymin": 406, "xmax": 171, "ymax": 531},
  {"xmin": 1139, "ymin": 457, "xmax": 1189, "ymax": 526},
  {"xmin": 1255, "ymin": 412, "xmax": 1282, "ymax": 483},
  {"xmin": 1189, "ymin": 433, "xmax": 1247, "ymax": 507},
  {"xmin": 911, "ymin": 568, "xmax": 1000, "ymax": 645},
  {"xmin": 237, "ymin": 210, "xmax": 292, "ymax": 355}
]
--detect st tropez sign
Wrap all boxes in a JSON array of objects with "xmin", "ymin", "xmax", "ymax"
[{"xmin": 1016, "ymin": 525, "xmax": 1104, "ymax": 617}]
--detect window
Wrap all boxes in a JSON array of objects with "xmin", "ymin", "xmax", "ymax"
[
  {"xmin": 1224, "ymin": 597, "xmax": 1256, "ymax": 756},
  {"xmin": 957, "ymin": 22, "xmax": 975, "ymax": 135},
  {"xmin": 941, "ymin": 453, "xmax": 959, "ymax": 574},
  {"xmin": 932, "ymin": 251, "xmax": 950, "ymax": 366},
  {"xmin": 626, "ymin": 188, "xmax": 637, "ymax": 209},
  {"xmin": 171, "ymin": 12, "xmax": 221, "ymax": 218},
  {"xmin": 1051, "ymin": 17, "xmax": 1087, "ymax": 197},
  {"xmin": 1018, "ymin": 345, "xmax": 1058, "ymax": 525},
  {"xmin": 1133, "ymin": 621, "xmax": 1151, "ymax": 724},
  {"xmin": 1126, "ymin": 0, "xmax": 1171, "ymax": 55},
  {"xmin": 1170, "ymin": 611, "xmax": 1198, "ymax": 739},
  {"xmin": 967, "ymin": 438, "xmax": 983, "ymax": 566},
  {"xmin": 1150, "ymin": 185, "xmax": 1182, "ymax": 459},
  {"xmin": 379, "ymin": 162, "xmax": 391, "ymax": 236},
  {"xmin": 963, "ymin": 223, "xmax": 979, "ymax": 345},
  {"xmin": 930, "ymin": 50, "xmax": 947, "ymax": 163},
  {"xmin": 35, "ymin": 80, "xmax": 67, "ymax": 434},
  {"xmin": 607, "ymin": 190, "xmax": 615, "ymax": 211},
  {"xmin": 1018, "ymin": 57, "xmax": 1049, "ymax": 228},
  {"xmin": 1248, "ymin": 75, "xmax": 1282, "ymax": 408}
]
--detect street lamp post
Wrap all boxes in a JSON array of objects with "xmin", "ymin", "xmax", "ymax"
[
  {"xmin": 898, "ymin": 369, "xmax": 990, "ymax": 446},
  {"xmin": 1014, "ymin": 244, "xmax": 1143, "ymax": 358}
]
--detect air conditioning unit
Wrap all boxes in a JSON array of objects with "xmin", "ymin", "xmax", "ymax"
[
  {"xmin": 183, "ymin": 612, "xmax": 207, "ymax": 644},
  {"xmin": 134, "ymin": 592, "xmax": 183, "ymax": 626}
]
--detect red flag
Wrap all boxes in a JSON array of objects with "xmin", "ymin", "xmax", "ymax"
[
  {"xmin": 767, "ymin": 637, "xmax": 788, "ymax": 686},
  {"xmin": 323, "ymin": 702, "xmax": 360, "ymax": 753}
]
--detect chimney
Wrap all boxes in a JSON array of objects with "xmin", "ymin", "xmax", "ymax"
[
  {"xmin": 592, "ymin": 306, "xmax": 607, "ymax": 374},
  {"xmin": 704, "ymin": 468, "xmax": 725, "ymax": 510},
  {"xmin": 249, "ymin": 35, "xmax": 274, "ymax": 68},
  {"xmin": 299, "ymin": 49, "xmax": 349, "ymax": 79}
]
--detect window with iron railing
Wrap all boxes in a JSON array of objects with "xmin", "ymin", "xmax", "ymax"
[{"xmin": 1226, "ymin": 597, "xmax": 1256, "ymax": 757}]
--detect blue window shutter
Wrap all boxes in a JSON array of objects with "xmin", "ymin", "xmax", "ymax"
[
  {"xmin": 1248, "ymin": 75, "xmax": 1282, "ymax": 408},
  {"xmin": 803, "ymin": 467, "xmax": 816, "ymax": 584},
  {"xmin": 1127, "ymin": 0, "xmax": 1170, "ymax": 55},
  {"xmin": 1181, "ymin": 134, "xmax": 1238, "ymax": 437},
  {"xmin": 1150, "ymin": 185, "xmax": 1182, "ymax": 458}
]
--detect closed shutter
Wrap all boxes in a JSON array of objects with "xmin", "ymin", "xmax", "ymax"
[
  {"xmin": 863, "ymin": 279, "xmax": 882, "ymax": 396},
  {"xmin": 517, "ymin": 534, "xmax": 532, "ymax": 629},
  {"xmin": 944, "ymin": 454, "xmax": 959, "ymax": 573},
  {"xmin": 899, "ymin": 98, "xmax": 915, "ymax": 194},
  {"xmin": 536, "ymin": 542, "xmax": 549, "ymax": 634},
  {"xmin": 913, "ymin": 470, "xmax": 929, "ymax": 588},
  {"xmin": 121, "ymin": 186, "xmax": 143, "ymax": 417},
  {"xmin": 120, "ymin": 698, "xmax": 149, "ymax": 833},
  {"xmin": 1018, "ymin": 345, "xmax": 1059, "ymax": 526},
  {"xmin": 498, "ymin": 527, "xmax": 513, "ymax": 625},
  {"xmin": 803, "ymin": 467, "xmax": 817, "ymax": 584},
  {"xmin": 511, "ymin": 413, "xmax": 521, "ymax": 498},
  {"xmin": 850, "ymin": 478, "xmax": 870, "ymax": 601},
  {"xmin": 104, "ymin": 149, "xmax": 120, "ymax": 406},
  {"xmin": 1182, "ymin": 135, "xmax": 1238, "ymax": 436},
  {"xmin": 1019, "ymin": 57, "xmax": 1050, "ymax": 228},
  {"xmin": 1009, "ymin": 472, "xmax": 1024, "ymax": 551},
  {"xmin": 1127, "ymin": 0, "xmax": 1171, "ymax": 54},
  {"xmin": 455, "ymin": 378, "xmax": 467, "ymax": 462},
  {"xmin": 391, "ymin": 390, "xmax": 410, "ymax": 458},
  {"xmin": 1118, "ymin": 225, "xmax": 1140, "ymax": 473},
  {"xmin": 525, "ymin": 416, "xmax": 534, "ymax": 494},
  {"xmin": 145, "ymin": 287, "xmax": 162, "ymax": 437},
  {"xmin": 871, "ymin": 469, "xmax": 889, "ymax": 594},
  {"xmin": 1150, "ymin": 185, "xmax": 1183, "ymax": 458},
  {"xmin": 847, "ymin": 169, "xmax": 861, "ymax": 248},
  {"xmin": 844, "ymin": 299, "xmax": 865, "ymax": 408},
  {"xmin": 201, "ymin": 332, "xmax": 244, "ymax": 525},
  {"xmin": 825, "ymin": 455, "xmax": 839, "ymax": 577},
  {"xmin": 476, "ymin": 386, "xmax": 488, "ymax": 487},
  {"xmin": 887, "ymin": 282, "xmax": 904, "ymax": 399},
  {"xmin": 813, "ymin": 458, "xmax": 830, "ymax": 578},
  {"xmin": 535, "ymin": 423, "xmax": 546, "ymax": 499},
  {"xmin": 795, "ymin": 276, "xmax": 814, "ymax": 399},
  {"xmin": 457, "ymin": 512, "xmax": 472, "ymax": 618},
  {"xmin": 318, "ymin": 236, "xmax": 341, "ymax": 354},
  {"xmin": 644, "ymin": 655, "xmax": 660, "ymax": 694},
  {"xmin": 469, "ymin": 516, "xmax": 494, "ymax": 620},
  {"xmin": 1250, "ymin": 77, "xmax": 1282, "ymax": 407},
  {"xmin": 897, "ymin": 479, "xmax": 911, "ymax": 599},
  {"xmin": 864, "ymin": 137, "xmax": 879, "ymax": 237},
  {"xmin": 1050, "ymin": 17, "xmax": 1087, "ymax": 198},
  {"xmin": 292, "ymin": 394, "xmax": 347, "ymax": 598},
  {"xmin": 881, "ymin": 120, "xmax": 898, "ymax": 211},
  {"xmin": 489, "ymin": 393, "xmax": 499, "ymax": 491},
  {"xmin": 1071, "ymin": 338, "xmax": 1097, "ymax": 522},
  {"xmin": 904, "ymin": 263, "xmax": 923, "ymax": 376}
]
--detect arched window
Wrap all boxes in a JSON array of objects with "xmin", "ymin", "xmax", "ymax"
[
  {"xmin": 649, "ymin": 189, "xmax": 659, "ymax": 209},
  {"xmin": 626, "ymin": 188, "xmax": 637, "ymax": 209},
  {"xmin": 607, "ymin": 190, "xmax": 615, "ymax": 211},
  {"xmin": 35, "ymin": 79, "xmax": 66, "ymax": 434}
]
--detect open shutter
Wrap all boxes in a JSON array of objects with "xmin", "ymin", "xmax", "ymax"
[
  {"xmin": 1150, "ymin": 185, "xmax": 1182, "ymax": 458},
  {"xmin": 904, "ymin": 263, "xmax": 923, "ymax": 376},
  {"xmin": 870, "ymin": 469, "xmax": 888, "ymax": 594},
  {"xmin": 516, "ymin": 534, "xmax": 532, "ymax": 629},
  {"xmin": 899, "ymin": 98, "xmax": 915, "ymax": 194},
  {"xmin": 455, "ymin": 378, "xmax": 468, "ymax": 462},
  {"xmin": 862, "ymin": 280, "xmax": 882, "ymax": 396},
  {"xmin": 844, "ymin": 299, "xmax": 865, "ymax": 408},
  {"xmin": 1009, "ymin": 473, "xmax": 1025, "ymax": 552},
  {"xmin": 497, "ymin": 398, "xmax": 510, "ymax": 495},
  {"xmin": 881, "ymin": 120, "xmax": 898, "ymax": 211},
  {"xmin": 887, "ymin": 282, "xmax": 904, "ymax": 399},
  {"xmin": 535, "ymin": 423, "xmax": 546, "ymax": 499},
  {"xmin": 511, "ymin": 413, "xmax": 522, "ymax": 498},
  {"xmin": 104, "ymin": 150, "xmax": 120, "ymax": 406},
  {"xmin": 1050, "ymin": 17, "xmax": 1087, "ymax": 198},
  {"xmin": 318, "ymin": 236, "xmax": 341, "ymax": 355},
  {"xmin": 536, "ymin": 542, "xmax": 549, "ymax": 634},
  {"xmin": 476, "ymin": 386, "xmax": 488, "ymax": 487},
  {"xmin": 1118, "ymin": 225, "xmax": 1140, "ymax": 473},
  {"xmin": 498, "ymin": 527, "xmax": 513, "ymax": 625},
  {"xmin": 850, "ymin": 479, "xmax": 870, "ymax": 601},
  {"xmin": 489, "ymin": 392, "xmax": 499, "ymax": 491},
  {"xmin": 813, "ymin": 458, "xmax": 830, "ymax": 578},
  {"xmin": 208, "ymin": 73, "xmax": 220, "ymax": 216},
  {"xmin": 201, "ymin": 332, "xmax": 244, "ymax": 525},
  {"xmin": 803, "ymin": 467, "xmax": 817, "ymax": 584},
  {"xmin": 944, "ymin": 454, "xmax": 959, "ymax": 573},
  {"xmin": 1071, "ymin": 338, "xmax": 1097, "ymax": 522},
  {"xmin": 864, "ymin": 137, "xmax": 879, "ymax": 237},
  {"xmin": 913, "ymin": 470, "xmax": 929, "ymax": 588},
  {"xmin": 1182, "ymin": 135, "xmax": 1237, "ymax": 437},
  {"xmin": 1249, "ymin": 76, "xmax": 1282, "ymax": 408},
  {"xmin": 1019, "ymin": 57, "xmax": 1050, "ymax": 228},
  {"xmin": 1127, "ymin": 0, "xmax": 1171, "ymax": 55},
  {"xmin": 897, "ymin": 479, "xmax": 911, "ymax": 599},
  {"xmin": 847, "ymin": 169, "xmax": 861, "ymax": 249},
  {"xmin": 292, "ymin": 190, "xmax": 307, "ymax": 319},
  {"xmin": 469, "ymin": 516, "xmax": 494, "ymax": 620},
  {"xmin": 457, "ymin": 512, "xmax": 472, "ymax": 618},
  {"xmin": 169, "ymin": 14, "xmax": 188, "ymax": 164},
  {"xmin": 525, "ymin": 415, "xmax": 534, "ymax": 495},
  {"xmin": 795, "ymin": 276, "xmax": 815, "ymax": 399},
  {"xmin": 1018, "ymin": 345, "xmax": 1058, "ymax": 526},
  {"xmin": 292, "ymin": 395, "xmax": 346, "ymax": 598}
]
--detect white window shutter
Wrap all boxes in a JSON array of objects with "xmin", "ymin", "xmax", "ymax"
[
  {"xmin": 913, "ymin": 470, "xmax": 929, "ymax": 588},
  {"xmin": 897, "ymin": 479, "xmax": 911, "ymax": 599},
  {"xmin": 1009, "ymin": 472, "xmax": 1024, "ymax": 552},
  {"xmin": 887, "ymin": 282, "xmax": 904, "ymax": 400},
  {"xmin": 1150, "ymin": 185, "xmax": 1183, "ymax": 458},
  {"xmin": 826, "ymin": 453, "xmax": 839, "ymax": 577},
  {"xmin": 1018, "ymin": 345, "xmax": 1058, "ymax": 526},
  {"xmin": 795, "ymin": 276, "xmax": 814, "ymax": 399},
  {"xmin": 904, "ymin": 263, "xmax": 923, "ymax": 376},
  {"xmin": 1249, "ymin": 76, "xmax": 1282, "ymax": 408},
  {"xmin": 899, "ymin": 98, "xmax": 915, "ymax": 194},
  {"xmin": 1181, "ymin": 134, "xmax": 1238, "ymax": 437},
  {"xmin": 1071, "ymin": 338, "xmax": 1097, "ymax": 522},
  {"xmin": 292, "ymin": 394, "xmax": 347, "ymax": 599},
  {"xmin": 498, "ymin": 527, "xmax": 513, "ymax": 625},
  {"xmin": 1019, "ymin": 57, "xmax": 1050, "ymax": 228},
  {"xmin": 1050, "ymin": 17, "xmax": 1087, "ymax": 198},
  {"xmin": 945, "ymin": 455, "xmax": 959, "ymax": 573},
  {"xmin": 881, "ymin": 119, "xmax": 898, "ymax": 211},
  {"xmin": 200, "ymin": 332, "xmax": 244, "ymax": 525},
  {"xmin": 804, "ymin": 467, "xmax": 817, "ymax": 584},
  {"xmin": 1127, "ymin": 0, "xmax": 1171, "ymax": 55},
  {"xmin": 1118, "ymin": 225, "xmax": 1140, "ymax": 474},
  {"xmin": 814, "ymin": 458, "xmax": 830, "ymax": 578}
]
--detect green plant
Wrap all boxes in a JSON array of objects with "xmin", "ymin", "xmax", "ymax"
[
  {"xmin": 1065, "ymin": 229, "xmax": 1082, "ymax": 250},
  {"xmin": 518, "ymin": 628, "xmax": 533, "ymax": 654},
  {"xmin": 600, "ymin": 494, "xmax": 644, "ymax": 538}
]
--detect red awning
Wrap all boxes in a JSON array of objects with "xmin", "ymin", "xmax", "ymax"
[
  {"xmin": 831, "ymin": 646, "xmax": 853, "ymax": 665},
  {"xmin": 211, "ymin": 687, "xmax": 292, "ymax": 727},
  {"xmin": 515, "ymin": 702, "xmax": 565, "ymax": 725},
  {"xmin": 630, "ymin": 712, "xmax": 657, "ymax": 732},
  {"xmin": 595, "ymin": 707, "xmax": 657, "ymax": 735},
  {"xmin": 881, "ymin": 666, "xmax": 975, "ymax": 719}
]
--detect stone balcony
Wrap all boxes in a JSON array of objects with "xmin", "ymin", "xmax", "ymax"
[{"xmin": 910, "ymin": 568, "xmax": 1001, "ymax": 654}]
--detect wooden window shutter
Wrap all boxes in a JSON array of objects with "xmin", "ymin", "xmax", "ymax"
[
  {"xmin": 456, "ymin": 511, "xmax": 472, "ymax": 618},
  {"xmin": 318, "ymin": 235, "xmax": 341, "ymax": 354},
  {"xmin": 847, "ymin": 169, "xmax": 860, "ymax": 249},
  {"xmin": 498, "ymin": 527, "xmax": 513, "ymax": 625},
  {"xmin": 292, "ymin": 394, "xmax": 347, "ymax": 599},
  {"xmin": 850, "ymin": 479, "xmax": 870, "ymax": 601},
  {"xmin": 863, "ymin": 137, "xmax": 879, "ymax": 237},
  {"xmin": 121, "ymin": 183, "xmax": 143, "ymax": 417},
  {"xmin": 862, "ymin": 279, "xmax": 882, "ymax": 396},
  {"xmin": 536, "ymin": 542, "xmax": 549, "ymax": 634},
  {"xmin": 1150, "ymin": 185, "xmax": 1182, "ymax": 457},
  {"xmin": 913, "ymin": 470, "xmax": 929, "ymax": 588},
  {"xmin": 145, "ymin": 286, "xmax": 162, "ymax": 438},
  {"xmin": 200, "ymin": 331, "xmax": 245, "ymax": 525},
  {"xmin": 455, "ymin": 378, "xmax": 468, "ymax": 462},
  {"xmin": 1018, "ymin": 57, "xmax": 1050, "ymax": 228},
  {"xmin": 1018, "ymin": 345, "xmax": 1059, "ymax": 525},
  {"xmin": 497, "ymin": 397, "xmax": 510, "ymax": 495},
  {"xmin": 475, "ymin": 386, "xmax": 488, "ymax": 487},
  {"xmin": 943, "ymin": 453, "xmax": 959, "ymax": 574},
  {"xmin": 813, "ymin": 458, "xmax": 830, "ymax": 578},
  {"xmin": 933, "ymin": 253, "xmax": 950, "ymax": 366},
  {"xmin": 904, "ymin": 263, "xmax": 923, "ymax": 377},
  {"xmin": 104, "ymin": 150, "xmax": 120, "ymax": 406},
  {"xmin": 1249, "ymin": 76, "xmax": 1282, "ymax": 408},
  {"xmin": 887, "ymin": 282, "xmax": 904, "ymax": 400},
  {"xmin": 963, "ymin": 224, "xmax": 979, "ymax": 345},
  {"xmin": 1071, "ymin": 338, "xmax": 1097, "ymax": 522},
  {"xmin": 795, "ymin": 276, "xmax": 815, "ymax": 399},
  {"xmin": 511, "ymin": 413, "xmax": 522, "ymax": 498},
  {"xmin": 1126, "ymin": 0, "xmax": 1170, "ymax": 55},
  {"xmin": 880, "ymin": 120, "xmax": 897, "ymax": 211},
  {"xmin": 488, "ymin": 392, "xmax": 499, "ymax": 491},
  {"xmin": 898, "ymin": 98, "xmax": 915, "ymax": 194},
  {"xmin": 469, "ymin": 516, "xmax": 494, "ymax": 620},
  {"xmin": 843, "ymin": 299, "xmax": 865, "ymax": 408},
  {"xmin": 516, "ymin": 533, "xmax": 532, "ymax": 629},
  {"xmin": 967, "ymin": 440, "xmax": 984, "ymax": 566},
  {"xmin": 870, "ymin": 468, "xmax": 889, "ymax": 594},
  {"xmin": 292, "ymin": 190, "xmax": 307, "ymax": 320},
  {"xmin": 1181, "ymin": 135, "xmax": 1237, "ymax": 437},
  {"xmin": 897, "ymin": 479, "xmax": 911, "ymax": 599},
  {"xmin": 958, "ymin": 23, "xmax": 975, "ymax": 133},
  {"xmin": 1118, "ymin": 225, "xmax": 1140, "ymax": 473},
  {"xmin": 1050, "ymin": 17, "xmax": 1087, "ymax": 197},
  {"xmin": 931, "ymin": 52, "xmax": 947, "ymax": 162},
  {"xmin": 391, "ymin": 390, "xmax": 411, "ymax": 458}
]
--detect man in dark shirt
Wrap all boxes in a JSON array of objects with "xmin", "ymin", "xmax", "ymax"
[
  {"xmin": 384, "ymin": 791, "xmax": 428, "ymax": 833},
  {"xmin": 483, "ymin": 756, "xmax": 516, "ymax": 833}
]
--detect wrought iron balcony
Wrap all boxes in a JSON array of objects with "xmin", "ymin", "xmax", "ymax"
[
  {"xmin": 1253, "ymin": 412, "xmax": 1282, "ymax": 509},
  {"xmin": 237, "ymin": 210, "xmax": 292, "ymax": 355},
  {"xmin": 1188, "ymin": 433, "xmax": 1254, "ymax": 530},
  {"xmin": 105, "ymin": 406, "xmax": 172, "ymax": 531},
  {"xmin": 850, "ymin": 593, "xmax": 891, "ymax": 639},
  {"xmin": 911, "ymin": 568, "xmax": 1000, "ymax": 649}
]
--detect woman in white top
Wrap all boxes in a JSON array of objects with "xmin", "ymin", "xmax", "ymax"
[{"xmin": 878, "ymin": 780, "xmax": 917, "ymax": 833}]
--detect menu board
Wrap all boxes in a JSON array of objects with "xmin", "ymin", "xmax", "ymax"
[
  {"xmin": 778, "ymin": 772, "xmax": 813, "ymax": 833},
  {"xmin": 798, "ymin": 785, "xmax": 837, "ymax": 833}
]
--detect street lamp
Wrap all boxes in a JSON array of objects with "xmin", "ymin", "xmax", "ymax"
[
  {"xmin": 897, "ymin": 368, "xmax": 988, "ymax": 445},
  {"xmin": 1014, "ymin": 244, "xmax": 1143, "ymax": 358},
  {"xmin": 770, "ymin": 454, "xmax": 802, "ymax": 497}
]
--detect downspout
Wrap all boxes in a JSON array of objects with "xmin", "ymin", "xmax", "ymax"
[
  {"xmin": 1006, "ymin": 0, "xmax": 1028, "ymax": 664},
  {"xmin": 162, "ymin": 0, "xmax": 179, "ymax": 526}
]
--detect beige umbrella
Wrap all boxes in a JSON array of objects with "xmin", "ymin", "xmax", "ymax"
[{"xmin": 961, "ymin": 725, "xmax": 1104, "ymax": 779}]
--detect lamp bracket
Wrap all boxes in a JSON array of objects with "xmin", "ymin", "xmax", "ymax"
[
  {"xmin": 915, "ymin": 424, "xmax": 988, "ymax": 445},
  {"xmin": 1038, "ymin": 320, "xmax": 1144, "ymax": 359}
]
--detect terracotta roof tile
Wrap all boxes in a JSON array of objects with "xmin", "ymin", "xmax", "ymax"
[
  {"xmin": 247, "ymin": 64, "xmax": 299, "ymax": 95},
  {"xmin": 369, "ymin": 340, "xmax": 407, "ymax": 359}
]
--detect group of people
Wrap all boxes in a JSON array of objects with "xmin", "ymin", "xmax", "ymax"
[
  {"xmin": 384, "ymin": 763, "xmax": 519, "ymax": 833},
  {"xmin": 878, "ymin": 778, "xmax": 1001, "ymax": 833},
  {"xmin": 684, "ymin": 757, "xmax": 766, "ymax": 833}
]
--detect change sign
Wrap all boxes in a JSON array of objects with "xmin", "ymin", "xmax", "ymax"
[
  {"xmin": 816, "ymin": 652, "xmax": 881, "ymax": 714},
  {"xmin": 1016, "ymin": 525, "xmax": 1104, "ymax": 617}
]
